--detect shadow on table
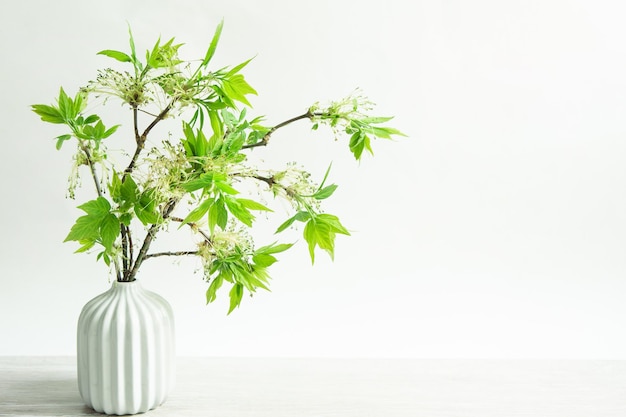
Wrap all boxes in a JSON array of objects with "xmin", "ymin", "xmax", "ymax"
[{"xmin": 1, "ymin": 377, "xmax": 101, "ymax": 416}]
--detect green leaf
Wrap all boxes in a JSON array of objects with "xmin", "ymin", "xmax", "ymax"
[
  {"xmin": 252, "ymin": 242, "xmax": 293, "ymax": 267},
  {"xmin": 55, "ymin": 134, "xmax": 72, "ymax": 150},
  {"xmin": 64, "ymin": 215, "xmax": 101, "ymax": 243},
  {"xmin": 181, "ymin": 198, "xmax": 213, "ymax": 225},
  {"xmin": 360, "ymin": 116, "xmax": 395, "ymax": 124},
  {"xmin": 318, "ymin": 213, "xmax": 350, "ymax": 235},
  {"xmin": 102, "ymin": 124, "xmax": 121, "ymax": 139},
  {"xmin": 224, "ymin": 196, "xmax": 254, "ymax": 227},
  {"xmin": 146, "ymin": 37, "xmax": 162, "ymax": 68},
  {"xmin": 97, "ymin": 251, "xmax": 112, "ymax": 266},
  {"xmin": 135, "ymin": 204, "xmax": 161, "ymax": 225},
  {"xmin": 318, "ymin": 163, "xmax": 333, "ymax": 189},
  {"xmin": 237, "ymin": 198, "xmax": 272, "ymax": 212},
  {"xmin": 181, "ymin": 173, "xmax": 218, "ymax": 192},
  {"xmin": 109, "ymin": 173, "xmax": 122, "ymax": 202},
  {"xmin": 347, "ymin": 130, "xmax": 374, "ymax": 160},
  {"xmin": 208, "ymin": 111, "xmax": 223, "ymax": 147},
  {"xmin": 226, "ymin": 57, "xmax": 254, "ymax": 77},
  {"xmin": 256, "ymin": 242, "xmax": 294, "ymax": 255},
  {"xmin": 57, "ymin": 87, "xmax": 71, "ymax": 120},
  {"xmin": 84, "ymin": 114, "xmax": 100, "ymax": 124},
  {"xmin": 275, "ymin": 211, "xmax": 311, "ymax": 233},
  {"xmin": 120, "ymin": 175, "xmax": 139, "ymax": 203},
  {"xmin": 120, "ymin": 213, "xmax": 133, "ymax": 226},
  {"xmin": 99, "ymin": 213, "xmax": 120, "ymax": 251},
  {"xmin": 73, "ymin": 91, "xmax": 87, "ymax": 115},
  {"xmin": 134, "ymin": 190, "xmax": 161, "ymax": 225},
  {"xmin": 312, "ymin": 184, "xmax": 338, "ymax": 200},
  {"xmin": 206, "ymin": 274, "xmax": 224, "ymax": 304},
  {"xmin": 302, "ymin": 214, "xmax": 349, "ymax": 264},
  {"xmin": 208, "ymin": 197, "xmax": 228, "ymax": 233},
  {"xmin": 201, "ymin": 19, "xmax": 224, "ymax": 67},
  {"xmin": 97, "ymin": 49, "xmax": 132, "ymax": 63},
  {"xmin": 94, "ymin": 120, "xmax": 106, "ymax": 139},
  {"xmin": 127, "ymin": 24, "xmax": 143, "ymax": 73},
  {"xmin": 74, "ymin": 240, "xmax": 96, "ymax": 253},
  {"xmin": 303, "ymin": 220, "xmax": 317, "ymax": 263},
  {"xmin": 221, "ymin": 74, "xmax": 257, "ymax": 107},
  {"xmin": 31, "ymin": 104, "xmax": 64, "ymax": 124},
  {"xmin": 311, "ymin": 221, "xmax": 335, "ymax": 258},
  {"xmin": 252, "ymin": 253, "xmax": 277, "ymax": 268},
  {"xmin": 78, "ymin": 197, "xmax": 111, "ymax": 216},
  {"xmin": 214, "ymin": 180, "xmax": 239, "ymax": 195},
  {"xmin": 227, "ymin": 283, "xmax": 244, "ymax": 314}
]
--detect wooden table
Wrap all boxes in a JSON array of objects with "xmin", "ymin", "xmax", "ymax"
[{"xmin": 1, "ymin": 357, "xmax": 625, "ymax": 416}]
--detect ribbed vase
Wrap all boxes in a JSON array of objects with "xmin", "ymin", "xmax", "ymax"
[{"xmin": 77, "ymin": 281, "xmax": 175, "ymax": 415}]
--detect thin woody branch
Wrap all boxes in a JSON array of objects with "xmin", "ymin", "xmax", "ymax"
[
  {"xmin": 242, "ymin": 110, "xmax": 326, "ymax": 150},
  {"xmin": 145, "ymin": 250, "xmax": 198, "ymax": 260},
  {"xmin": 126, "ymin": 197, "xmax": 179, "ymax": 281},
  {"xmin": 124, "ymin": 101, "xmax": 174, "ymax": 176},
  {"xmin": 78, "ymin": 141, "xmax": 103, "ymax": 197},
  {"xmin": 170, "ymin": 217, "xmax": 212, "ymax": 243}
]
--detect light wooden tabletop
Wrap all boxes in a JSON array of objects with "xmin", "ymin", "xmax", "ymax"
[{"xmin": 1, "ymin": 356, "xmax": 625, "ymax": 416}]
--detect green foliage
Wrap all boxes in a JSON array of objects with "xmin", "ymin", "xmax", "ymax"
[
  {"xmin": 31, "ymin": 22, "xmax": 403, "ymax": 313},
  {"xmin": 64, "ymin": 197, "xmax": 120, "ymax": 265}
]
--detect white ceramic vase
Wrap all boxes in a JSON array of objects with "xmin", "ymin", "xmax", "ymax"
[{"xmin": 77, "ymin": 281, "xmax": 175, "ymax": 415}]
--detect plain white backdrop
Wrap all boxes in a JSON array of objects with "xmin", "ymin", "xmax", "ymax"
[{"xmin": 1, "ymin": 0, "xmax": 625, "ymax": 358}]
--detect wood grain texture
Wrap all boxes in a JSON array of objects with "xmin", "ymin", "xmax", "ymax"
[{"xmin": 1, "ymin": 357, "xmax": 626, "ymax": 416}]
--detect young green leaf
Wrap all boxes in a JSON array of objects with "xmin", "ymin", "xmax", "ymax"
[
  {"xmin": 134, "ymin": 190, "xmax": 161, "ymax": 225},
  {"xmin": 256, "ymin": 242, "xmax": 294, "ymax": 255},
  {"xmin": 227, "ymin": 283, "xmax": 244, "ymax": 314},
  {"xmin": 312, "ymin": 184, "xmax": 338, "ymax": 200},
  {"xmin": 120, "ymin": 175, "xmax": 139, "ymax": 203},
  {"xmin": 201, "ymin": 19, "xmax": 224, "ymax": 67},
  {"xmin": 97, "ymin": 49, "xmax": 132, "ymax": 63},
  {"xmin": 206, "ymin": 274, "xmax": 224, "ymax": 304},
  {"xmin": 224, "ymin": 196, "xmax": 254, "ymax": 227},
  {"xmin": 303, "ymin": 220, "xmax": 318, "ymax": 263},
  {"xmin": 237, "ymin": 198, "xmax": 272, "ymax": 212},
  {"xmin": 221, "ymin": 74, "xmax": 257, "ymax": 107},
  {"xmin": 64, "ymin": 215, "xmax": 101, "ymax": 243},
  {"xmin": 99, "ymin": 213, "xmax": 120, "ymax": 251},
  {"xmin": 31, "ymin": 104, "xmax": 65, "ymax": 124},
  {"xmin": 252, "ymin": 253, "xmax": 277, "ymax": 268},
  {"xmin": 55, "ymin": 134, "xmax": 72, "ymax": 150},
  {"xmin": 318, "ymin": 162, "xmax": 333, "ymax": 189},
  {"xmin": 57, "ymin": 87, "xmax": 72, "ymax": 120},
  {"xmin": 78, "ymin": 197, "xmax": 111, "ymax": 216},
  {"xmin": 181, "ymin": 198, "xmax": 213, "ymax": 226},
  {"xmin": 208, "ymin": 197, "xmax": 228, "ymax": 233},
  {"xmin": 226, "ymin": 57, "xmax": 254, "ymax": 77},
  {"xmin": 275, "ymin": 211, "xmax": 311, "ymax": 233},
  {"xmin": 317, "ymin": 213, "xmax": 350, "ymax": 235},
  {"xmin": 102, "ymin": 124, "xmax": 121, "ymax": 139}
]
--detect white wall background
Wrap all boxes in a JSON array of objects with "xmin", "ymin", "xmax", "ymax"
[{"xmin": 1, "ymin": 0, "xmax": 625, "ymax": 358}]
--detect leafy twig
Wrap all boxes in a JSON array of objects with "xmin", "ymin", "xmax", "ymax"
[{"xmin": 242, "ymin": 110, "xmax": 324, "ymax": 149}]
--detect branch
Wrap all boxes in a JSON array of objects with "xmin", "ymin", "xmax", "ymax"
[
  {"xmin": 124, "ymin": 102, "xmax": 174, "ymax": 176},
  {"xmin": 141, "ymin": 102, "xmax": 174, "ymax": 139},
  {"xmin": 125, "ymin": 197, "xmax": 179, "ymax": 281},
  {"xmin": 78, "ymin": 141, "xmax": 103, "ymax": 197},
  {"xmin": 170, "ymin": 217, "xmax": 212, "ymax": 243},
  {"xmin": 242, "ymin": 110, "xmax": 322, "ymax": 150},
  {"xmin": 133, "ymin": 107, "xmax": 140, "ymax": 143},
  {"xmin": 144, "ymin": 250, "xmax": 198, "ymax": 260},
  {"xmin": 236, "ymin": 173, "xmax": 298, "ymax": 199},
  {"xmin": 121, "ymin": 225, "xmax": 129, "ymax": 272}
]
